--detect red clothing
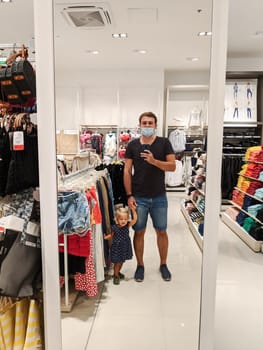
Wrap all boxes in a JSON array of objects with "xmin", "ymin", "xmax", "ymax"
[{"xmin": 58, "ymin": 230, "xmax": 91, "ymax": 257}]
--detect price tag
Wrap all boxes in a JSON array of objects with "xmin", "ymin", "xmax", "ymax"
[{"xmin": 13, "ymin": 131, "xmax": 24, "ymax": 151}]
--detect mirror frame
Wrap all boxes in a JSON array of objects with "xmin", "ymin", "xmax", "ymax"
[
  {"xmin": 198, "ymin": 1, "xmax": 229, "ymax": 349},
  {"xmin": 33, "ymin": 0, "xmax": 229, "ymax": 349}
]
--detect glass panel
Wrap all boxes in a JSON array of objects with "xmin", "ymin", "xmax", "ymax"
[{"xmin": 53, "ymin": 1, "xmax": 212, "ymax": 349}]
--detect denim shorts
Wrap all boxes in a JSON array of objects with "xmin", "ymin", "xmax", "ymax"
[
  {"xmin": 57, "ymin": 191, "xmax": 90, "ymax": 235},
  {"xmin": 133, "ymin": 193, "xmax": 168, "ymax": 231}
]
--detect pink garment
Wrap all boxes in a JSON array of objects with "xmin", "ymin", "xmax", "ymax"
[
  {"xmin": 59, "ymin": 227, "xmax": 98, "ymax": 297},
  {"xmin": 74, "ymin": 230, "xmax": 98, "ymax": 296}
]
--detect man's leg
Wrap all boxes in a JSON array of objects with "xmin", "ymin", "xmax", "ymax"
[
  {"xmin": 156, "ymin": 229, "xmax": 168, "ymax": 265},
  {"xmin": 133, "ymin": 229, "xmax": 146, "ymax": 266},
  {"xmin": 133, "ymin": 229, "xmax": 146, "ymax": 282},
  {"xmin": 156, "ymin": 229, "xmax": 171, "ymax": 281}
]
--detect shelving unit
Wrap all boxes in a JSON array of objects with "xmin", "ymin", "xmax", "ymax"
[
  {"xmin": 230, "ymin": 201, "xmax": 263, "ymax": 225},
  {"xmin": 238, "ymin": 173, "xmax": 263, "ymax": 182},
  {"xmin": 180, "ymin": 150, "xmax": 206, "ymax": 250},
  {"xmin": 221, "ymin": 212, "xmax": 263, "ymax": 252},
  {"xmin": 180, "ymin": 201, "xmax": 203, "ymax": 251},
  {"xmin": 223, "ymin": 124, "xmax": 261, "ymax": 155},
  {"xmin": 221, "ymin": 148, "xmax": 263, "ymax": 252},
  {"xmin": 189, "ymin": 181, "xmax": 205, "ymax": 196},
  {"xmin": 234, "ymin": 187, "xmax": 263, "ymax": 203}
]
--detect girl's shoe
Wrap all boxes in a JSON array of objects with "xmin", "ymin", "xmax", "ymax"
[
  {"xmin": 119, "ymin": 272, "xmax": 125, "ymax": 279},
  {"xmin": 113, "ymin": 276, "xmax": 120, "ymax": 285}
]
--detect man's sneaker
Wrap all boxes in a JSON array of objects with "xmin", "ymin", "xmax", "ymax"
[
  {"xmin": 160, "ymin": 264, "xmax": 171, "ymax": 281},
  {"xmin": 134, "ymin": 265, "xmax": 144, "ymax": 282}
]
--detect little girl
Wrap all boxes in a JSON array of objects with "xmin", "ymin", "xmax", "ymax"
[{"xmin": 104, "ymin": 206, "xmax": 137, "ymax": 285}]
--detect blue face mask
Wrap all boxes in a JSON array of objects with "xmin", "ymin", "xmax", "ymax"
[{"xmin": 141, "ymin": 127, "xmax": 155, "ymax": 137}]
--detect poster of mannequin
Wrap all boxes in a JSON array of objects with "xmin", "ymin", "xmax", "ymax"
[{"xmin": 224, "ymin": 79, "xmax": 257, "ymax": 122}]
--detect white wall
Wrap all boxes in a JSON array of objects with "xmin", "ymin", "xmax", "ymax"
[
  {"xmin": 164, "ymin": 70, "xmax": 210, "ymax": 88},
  {"xmin": 164, "ymin": 70, "xmax": 210, "ymax": 131},
  {"xmin": 55, "ymin": 69, "xmax": 164, "ymax": 135},
  {"xmin": 54, "ymin": 68, "xmax": 211, "ymax": 135}
]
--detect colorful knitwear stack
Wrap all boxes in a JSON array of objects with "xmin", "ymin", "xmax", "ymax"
[{"xmin": 228, "ymin": 146, "xmax": 263, "ymax": 241}]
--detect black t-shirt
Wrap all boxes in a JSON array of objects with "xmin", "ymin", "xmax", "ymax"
[{"xmin": 125, "ymin": 136, "xmax": 174, "ymax": 197}]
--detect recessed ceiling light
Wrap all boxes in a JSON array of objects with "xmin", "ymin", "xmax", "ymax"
[
  {"xmin": 112, "ymin": 33, "xmax": 128, "ymax": 39},
  {"xmin": 133, "ymin": 49, "xmax": 147, "ymax": 54},
  {"xmin": 1, "ymin": 0, "xmax": 12, "ymax": 2},
  {"xmin": 86, "ymin": 50, "xmax": 99, "ymax": 55},
  {"xmin": 186, "ymin": 57, "xmax": 199, "ymax": 62},
  {"xmin": 254, "ymin": 31, "xmax": 263, "ymax": 37},
  {"xmin": 198, "ymin": 31, "xmax": 212, "ymax": 36}
]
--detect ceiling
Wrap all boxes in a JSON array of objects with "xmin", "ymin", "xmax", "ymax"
[{"xmin": 0, "ymin": 0, "xmax": 262, "ymax": 71}]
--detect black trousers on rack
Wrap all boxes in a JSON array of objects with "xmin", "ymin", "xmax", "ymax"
[{"xmin": 221, "ymin": 156, "xmax": 243, "ymax": 199}]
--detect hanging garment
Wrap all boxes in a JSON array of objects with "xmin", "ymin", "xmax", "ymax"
[
  {"xmin": 168, "ymin": 129, "xmax": 186, "ymax": 153},
  {"xmin": 13, "ymin": 298, "xmax": 30, "ymax": 350},
  {"xmin": 0, "ymin": 229, "xmax": 19, "ymax": 268},
  {"xmin": 104, "ymin": 132, "xmax": 117, "ymax": 158},
  {"xmin": 5, "ymin": 126, "xmax": 39, "ymax": 195},
  {"xmin": 188, "ymin": 107, "xmax": 203, "ymax": 129},
  {"xmin": 57, "ymin": 191, "xmax": 90, "ymax": 235},
  {"xmin": 0, "ymin": 232, "xmax": 41, "ymax": 297},
  {"xmin": 0, "ymin": 302, "xmax": 16, "ymax": 350},
  {"xmin": 0, "ymin": 126, "xmax": 11, "ymax": 196},
  {"xmin": 23, "ymin": 299, "xmax": 43, "ymax": 350},
  {"xmin": 165, "ymin": 160, "xmax": 183, "ymax": 186}
]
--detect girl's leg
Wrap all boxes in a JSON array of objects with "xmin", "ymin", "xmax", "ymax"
[
  {"xmin": 113, "ymin": 262, "xmax": 123, "ymax": 285},
  {"xmin": 114, "ymin": 262, "xmax": 123, "ymax": 277}
]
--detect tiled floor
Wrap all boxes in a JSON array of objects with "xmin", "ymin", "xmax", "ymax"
[
  {"xmin": 61, "ymin": 192, "xmax": 263, "ymax": 350},
  {"xmin": 214, "ymin": 218, "xmax": 263, "ymax": 350},
  {"xmin": 61, "ymin": 192, "xmax": 202, "ymax": 350}
]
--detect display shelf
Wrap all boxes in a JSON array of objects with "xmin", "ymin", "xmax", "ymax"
[
  {"xmin": 189, "ymin": 181, "xmax": 205, "ymax": 196},
  {"xmin": 221, "ymin": 212, "xmax": 263, "ymax": 252},
  {"xmin": 234, "ymin": 186, "xmax": 263, "ymax": 203},
  {"xmin": 188, "ymin": 198, "xmax": 205, "ymax": 215},
  {"xmin": 186, "ymin": 142, "xmax": 203, "ymax": 144},
  {"xmin": 238, "ymin": 173, "xmax": 263, "ymax": 182},
  {"xmin": 180, "ymin": 201, "xmax": 203, "ymax": 250},
  {"xmin": 245, "ymin": 160, "xmax": 263, "ymax": 165},
  {"xmin": 166, "ymin": 185, "xmax": 186, "ymax": 192},
  {"xmin": 223, "ymin": 135, "xmax": 261, "ymax": 139},
  {"xmin": 223, "ymin": 146, "xmax": 247, "ymax": 150},
  {"xmin": 230, "ymin": 201, "xmax": 263, "ymax": 225}
]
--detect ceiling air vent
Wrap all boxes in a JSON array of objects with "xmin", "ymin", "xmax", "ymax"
[{"xmin": 62, "ymin": 3, "xmax": 112, "ymax": 29}]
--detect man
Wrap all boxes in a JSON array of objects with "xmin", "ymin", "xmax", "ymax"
[{"xmin": 123, "ymin": 112, "xmax": 176, "ymax": 282}]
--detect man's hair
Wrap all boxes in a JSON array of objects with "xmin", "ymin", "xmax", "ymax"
[{"xmin": 139, "ymin": 111, "xmax": 157, "ymax": 124}]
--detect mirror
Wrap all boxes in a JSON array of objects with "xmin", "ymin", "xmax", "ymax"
[
  {"xmin": 215, "ymin": 1, "xmax": 263, "ymax": 349},
  {"xmin": 53, "ymin": 1, "xmax": 212, "ymax": 349}
]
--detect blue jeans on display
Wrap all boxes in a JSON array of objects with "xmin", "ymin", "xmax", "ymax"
[{"xmin": 57, "ymin": 191, "xmax": 90, "ymax": 235}]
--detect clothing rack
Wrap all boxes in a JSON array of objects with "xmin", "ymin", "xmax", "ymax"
[{"xmin": 59, "ymin": 166, "xmax": 95, "ymax": 312}]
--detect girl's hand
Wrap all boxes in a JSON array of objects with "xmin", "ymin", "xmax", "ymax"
[{"xmin": 104, "ymin": 233, "xmax": 112, "ymax": 240}]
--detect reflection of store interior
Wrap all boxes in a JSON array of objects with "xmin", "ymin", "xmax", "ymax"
[{"xmin": 0, "ymin": 1, "xmax": 263, "ymax": 350}]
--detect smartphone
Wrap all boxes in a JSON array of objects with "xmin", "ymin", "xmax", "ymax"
[{"xmin": 141, "ymin": 144, "xmax": 151, "ymax": 152}]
